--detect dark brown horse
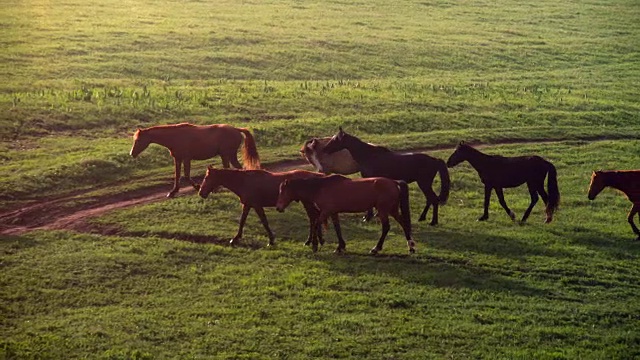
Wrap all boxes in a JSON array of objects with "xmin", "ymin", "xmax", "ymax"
[
  {"xmin": 130, "ymin": 123, "xmax": 260, "ymax": 198},
  {"xmin": 446, "ymin": 142, "xmax": 560, "ymax": 223},
  {"xmin": 588, "ymin": 170, "xmax": 640, "ymax": 240},
  {"xmin": 198, "ymin": 167, "xmax": 333, "ymax": 249},
  {"xmin": 276, "ymin": 175, "xmax": 415, "ymax": 255},
  {"xmin": 323, "ymin": 127, "xmax": 450, "ymax": 225}
]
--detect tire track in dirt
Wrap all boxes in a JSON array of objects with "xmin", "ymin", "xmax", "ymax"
[{"xmin": 0, "ymin": 138, "xmax": 609, "ymax": 236}]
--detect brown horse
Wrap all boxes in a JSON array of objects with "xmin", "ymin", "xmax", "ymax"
[
  {"xmin": 300, "ymin": 137, "xmax": 361, "ymax": 175},
  {"xmin": 446, "ymin": 142, "xmax": 560, "ymax": 223},
  {"xmin": 130, "ymin": 123, "xmax": 260, "ymax": 198},
  {"xmin": 588, "ymin": 170, "xmax": 640, "ymax": 240},
  {"xmin": 198, "ymin": 167, "xmax": 334, "ymax": 249},
  {"xmin": 276, "ymin": 175, "xmax": 415, "ymax": 255}
]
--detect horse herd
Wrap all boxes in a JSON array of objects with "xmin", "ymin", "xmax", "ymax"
[{"xmin": 130, "ymin": 123, "xmax": 640, "ymax": 253}]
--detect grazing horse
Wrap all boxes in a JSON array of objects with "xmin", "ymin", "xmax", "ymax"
[
  {"xmin": 130, "ymin": 123, "xmax": 260, "ymax": 198},
  {"xmin": 323, "ymin": 127, "xmax": 450, "ymax": 225},
  {"xmin": 300, "ymin": 137, "xmax": 362, "ymax": 175},
  {"xmin": 446, "ymin": 142, "xmax": 560, "ymax": 223},
  {"xmin": 198, "ymin": 167, "xmax": 333, "ymax": 249},
  {"xmin": 588, "ymin": 170, "xmax": 640, "ymax": 240},
  {"xmin": 276, "ymin": 175, "xmax": 415, "ymax": 255}
]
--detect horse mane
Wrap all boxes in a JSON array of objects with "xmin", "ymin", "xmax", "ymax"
[{"xmin": 342, "ymin": 131, "xmax": 392, "ymax": 153}]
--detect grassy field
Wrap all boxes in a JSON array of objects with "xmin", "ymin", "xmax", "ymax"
[{"xmin": 1, "ymin": 0, "xmax": 640, "ymax": 358}]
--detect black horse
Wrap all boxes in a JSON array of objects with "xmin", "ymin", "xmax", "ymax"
[
  {"xmin": 323, "ymin": 127, "xmax": 450, "ymax": 225},
  {"xmin": 446, "ymin": 141, "xmax": 560, "ymax": 223}
]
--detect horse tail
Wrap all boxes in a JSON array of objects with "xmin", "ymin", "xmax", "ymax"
[
  {"xmin": 437, "ymin": 158, "xmax": 451, "ymax": 205},
  {"xmin": 545, "ymin": 161, "xmax": 560, "ymax": 221},
  {"xmin": 397, "ymin": 180, "xmax": 412, "ymax": 237},
  {"xmin": 237, "ymin": 128, "xmax": 261, "ymax": 170}
]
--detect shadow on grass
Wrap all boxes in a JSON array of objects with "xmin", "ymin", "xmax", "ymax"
[
  {"xmin": 320, "ymin": 251, "xmax": 557, "ymax": 300},
  {"xmin": 547, "ymin": 225, "xmax": 640, "ymax": 259}
]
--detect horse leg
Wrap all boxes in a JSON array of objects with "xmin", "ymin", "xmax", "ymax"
[
  {"xmin": 627, "ymin": 204, "xmax": 640, "ymax": 240},
  {"xmin": 228, "ymin": 152, "xmax": 242, "ymax": 169},
  {"xmin": 302, "ymin": 201, "xmax": 322, "ymax": 247},
  {"xmin": 183, "ymin": 159, "xmax": 200, "ymax": 191},
  {"xmin": 371, "ymin": 213, "xmax": 390, "ymax": 255},
  {"xmin": 362, "ymin": 208, "xmax": 375, "ymax": 222},
  {"xmin": 330, "ymin": 214, "xmax": 346, "ymax": 253},
  {"xmin": 520, "ymin": 182, "xmax": 539, "ymax": 224},
  {"xmin": 167, "ymin": 157, "xmax": 182, "ymax": 198},
  {"xmin": 418, "ymin": 179, "xmax": 439, "ymax": 225},
  {"xmin": 391, "ymin": 209, "xmax": 415, "ymax": 254},
  {"xmin": 231, "ymin": 204, "xmax": 251, "ymax": 245},
  {"xmin": 495, "ymin": 188, "xmax": 516, "ymax": 221},
  {"xmin": 220, "ymin": 155, "xmax": 231, "ymax": 169},
  {"xmin": 478, "ymin": 185, "xmax": 492, "ymax": 221},
  {"xmin": 254, "ymin": 207, "xmax": 275, "ymax": 246}
]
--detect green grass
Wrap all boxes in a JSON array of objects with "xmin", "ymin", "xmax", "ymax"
[
  {"xmin": 2, "ymin": 0, "xmax": 640, "ymax": 358},
  {"xmin": 3, "ymin": 141, "xmax": 640, "ymax": 358}
]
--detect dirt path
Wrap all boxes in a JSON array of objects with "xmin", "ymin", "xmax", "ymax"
[
  {"xmin": 0, "ymin": 158, "xmax": 309, "ymax": 235},
  {"xmin": 0, "ymin": 138, "xmax": 599, "ymax": 236}
]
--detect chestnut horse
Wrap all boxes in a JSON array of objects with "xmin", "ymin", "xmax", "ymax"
[
  {"xmin": 323, "ymin": 127, "xmax": 450, "ymax": 225},
  {"xmin": 300, "ymin": 137, "xmax": 362, "ymax": 175},
  {"xmin": 198, "ymin": 167, "xmax": 336, "ymax": 249},
  {"xmin": 446, "ymin": 142, "xmax": 560, "ymax": 223},
  {"xmin": 130, "ymin": 123, "xmax": 260, "ymax": 198},
  {"xmin": 276, "ymin": 175, "xmax": 415, "ymax": 255},
  {"xmin": 588, "ymin": 170, "xmax": 640, "ymax": 240}
]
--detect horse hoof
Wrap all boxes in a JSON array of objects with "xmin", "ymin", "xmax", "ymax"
[
  {"xmin": 544, "ymin": 217, "xmax": 552, "ymax": 224},
  {"xmin": 418, "ymin": 217, "xmax": 426, "ymax": 222},
  {"xmin": 477, "ymin": 216, "xmax": 488, "ymax": 222},
  {"xmin": 304, "ymin": 240, "xmax": 311, "ymax": 246},
  {"xmin": 312, "ymin": 245, "xmax": 318, "ymax": 253},
  {"xmin": 167, "ymin": 192, "xmax": 177, "ymax": 198},
  {"xmin": 409, "ymin": 248, "xmax": 416, "ymax": 254},
  {"xmin": 509, "ymin": 211, "xmax": 516, "ymax": 221},
  {"xmin": 193, "ymin": 184, "xmax": 201, "ymax": 191},
  {"xmin": 370, "ymin": 248, "xmax": 379, "ymax": 255},
  {"xmin": 334, "ymin": 247, "xmax": 345, "ymax": 254},
  {"xmin": 429, "ymin": 221, "xmax": 438, "ymax": 227}
]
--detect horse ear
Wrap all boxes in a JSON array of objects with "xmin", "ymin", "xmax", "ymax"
[{"xmin": 459, "ymin": 140, "xmax": 465, "ymax": 145}]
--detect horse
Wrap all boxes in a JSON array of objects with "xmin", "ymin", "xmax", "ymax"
[
  {"xmin": 198, "ymin": 167, "xmax": 335, "ymax": 250},
  {"xmin": 130, "ymin": 123, "xmax": 260, "ymax": 198},
  {"xmin": 299, "ymin": 137, "xmax": 361, "ymax": 175},
  {"xmin": 276, "ymin": 175, "xmax": 415, "ymax": 255},
  {"xmin": 322, "ymin": 127, "xmax": 450, "ymax": 225},
  {"xmin": 446, "ymin": 141, "xmax": 560, "ymax": 223},
  {"xmin": 588, "ymin": 170, "xmax": 640, "ymax": 240}
]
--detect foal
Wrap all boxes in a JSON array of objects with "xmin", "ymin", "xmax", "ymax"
[
  {"xmin": 588, "ymin": 170, "xmax": 640, "ymax": 240},
  {"xmin": 446, "ymin": 142, "xmax": 560, "ymax": 223},
  {"xmin": 276, "ymin": 175, "xmax": 415, "ymax": 255},
  {"xmin": 198, "ymin": 167, "xmax": 329, "ymax": 248}
]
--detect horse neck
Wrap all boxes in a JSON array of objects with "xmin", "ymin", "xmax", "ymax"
[
  {"xmin": 215, "ymin": 170, "xmax": 246, "ymax": 196},
  {"xmin": 343, "ymin": 136, "xmax": 378, "ymax": 163},
  {"xmin": 604, "ymin": 171, "xmax": 636, "ymax": 193},
  {"xmin": 462, "ymin": 147, "xmax": 494, "ymax": 172},
  {"xmin": 145, "ymin": 126, "xmax": 181, "ymax": 148}
]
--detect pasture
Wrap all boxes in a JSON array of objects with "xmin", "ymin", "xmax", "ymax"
[{"xmin": 1, "ymin": 0, "xmax": 639, "ymax": 358}]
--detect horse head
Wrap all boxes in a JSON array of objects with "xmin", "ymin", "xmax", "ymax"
[
  {"xmin": 587, "ymin": 170, "xmax": 605, "ymax": 200},
  {"xmin": 129, "ymin": 128, "xmax": 151, "ymax": 158},
  {"xmin": 446, "ymin": 141, "xmax": 470, "ymax": 168},
  {"xmin": 199, "ymin": 166, "xmax": 221, "ymax": 198},
  {"xmin": 276, "ymin": 179, "xmax": 295, "ymax": 212},
  {"xmin": 323, "ymin": 127, "xmax": 349, "ymax": 154}
]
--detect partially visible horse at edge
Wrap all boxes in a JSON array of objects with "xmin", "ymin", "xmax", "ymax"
[
  {"xmin": 130, "ymin": 123, "xmax": 260, "ymax": 198},
  {"xmin": 300, "ymin": 137, "xmax": 362, "ymax": 175},
  {"xmin": 323, "ymin": 127, "xmax": 450, "ymax": 225},
  {"xmin": 198, "ymin": 167, "xmax": 336, "ymax": 250},
  {"xmin": 588, "ymin": 170, "xmax": 640, "ymax": 240},
  {"xmin": 276, "ymin": 175, "xmax": 415, "ymax": 255},
  {"xmin": 446, "ymin": 141, "xmax": 560, "ymax": 223}
]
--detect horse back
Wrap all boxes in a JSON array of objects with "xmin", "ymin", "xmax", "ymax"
[
  {"xmin": 316, "ymin": 176, "xmax": 400, "ymax": 213},
  {"xmin": 174, "ymin": 124, "xmax": 244, "ymax": 160},
  {"xmin": 242, "ymin": 169, "xmax": 323, "ymax": 206},
  {"xmin": 610, "ymin": 170, "xmax": 640, "ymax": 202},
  {"xmin": 479, "ymin": 155, "xmax": 551, "ymax": 188}
]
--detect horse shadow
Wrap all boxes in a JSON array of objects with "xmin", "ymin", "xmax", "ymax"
[{"xmin": 318, "ymin": 250, "xmax": 556, "ymax": 300}]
